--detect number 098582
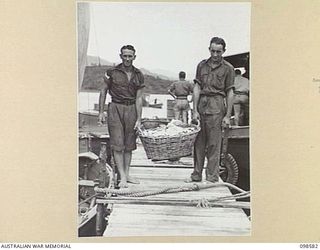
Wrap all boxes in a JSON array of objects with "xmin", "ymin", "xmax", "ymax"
[{"xmin": 300, "ymin": 244, "xmax": 318, "ymax": 248}]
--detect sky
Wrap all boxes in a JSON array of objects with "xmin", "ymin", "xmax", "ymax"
[{"xmin": 87, "ymin": 2, "xmax": 250, "ymax": 80}]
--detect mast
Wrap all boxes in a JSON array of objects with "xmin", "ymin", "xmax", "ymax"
[{"xmin": 77, "ymin": 3, "xmax": 90, "ymax": 91}]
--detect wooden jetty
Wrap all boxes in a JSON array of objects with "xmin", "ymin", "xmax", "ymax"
[
  {"xmin": 103, "ymin": 145, "xmax": 251, "ymax": 237},
  {"xmin": 78, "ymin": 119, "xmax": 251, "ymax": 237}
]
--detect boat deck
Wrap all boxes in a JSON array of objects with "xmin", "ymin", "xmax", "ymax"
[{"xmin": 103, "ymin": 145, "xmax": 251, "ymax": 237}]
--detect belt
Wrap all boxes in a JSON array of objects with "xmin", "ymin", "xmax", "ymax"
[
  {"xmin": 112, "ymin": 99, "xmax": 136, "ymax": 105},
  {"xmin": 200, "ymin": 93, "xmax": 225, "ymax": 97},
  {"xmin": 176, "ymin": 96, "xmax": 187, "ymax": 100},
  {"xmin": 234, "ymin": 91, "xmax": 249, "ymax": 96}
]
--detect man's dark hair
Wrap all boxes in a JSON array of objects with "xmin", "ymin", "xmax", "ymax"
[
  {"xmin": 235, "ymin": 69, "xmax": 242, "ymax": 75},
  {"xmin": 179, "ymin": 71, "xmax": 186, "ymax": 79},
  {"xmin": 210, "ymin": 37, "xmax": 226, "ymax": 51},
  {"xmin": 120, "ymin": 45, "xmax": 136, "ymax": 54}
]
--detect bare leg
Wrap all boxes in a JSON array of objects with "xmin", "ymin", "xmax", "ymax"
[
  {"xmin": 124, "ymin": 151, "xmax": 140, "ymax": 184},
  {"xmin": 182, "ymin": 110, "xmax": 188, "ymax": 124},
  {"xmin": 113, "ymin": 150, "xmax": 128, "ymax": 188},
  {"xmin": 233, "ymin": 103, "xmax": 241, "ymax": 126},
  {"xmin": 239, "ymin": 105, "xmax": 244, "ymax": 126},
  {"xmin": 174, "ymin": 110, "xmax": 180, "ymax": 120}
]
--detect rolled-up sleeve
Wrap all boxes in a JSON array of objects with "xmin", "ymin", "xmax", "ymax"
[
  {"xmin": 135, "ymin": 71, "xmax": 145, "ymax": 90},
  {"xmin": 169, "ymin": 82, "xmax": 175, "ymax": 92},
  {"xmin": 194, "ymin": 62, "xmax": 202, "ymax": 87},
  {"xmin": 103, "ymin": 69, "xmax": 112, "ymax": 88}
]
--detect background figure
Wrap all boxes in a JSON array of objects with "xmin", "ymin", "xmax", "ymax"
[
  {"xmin": 98, "ymin": 45, "xmax": 145, "ymax": 188},
  {"xmin": 233, "ymin": 69, "xmax": 249, "ymax": 126},
  {"xmin": 168, "ymin": 71, "xmax": 193, "ymax": 123},
  {"xmin": 187, "ymin": 37, "xmax": 234, "ymax": 183}
]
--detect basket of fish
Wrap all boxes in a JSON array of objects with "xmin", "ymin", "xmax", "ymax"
[{"xmin": 138, "ymin": 120, "xmax": 200, "ymax": 160}]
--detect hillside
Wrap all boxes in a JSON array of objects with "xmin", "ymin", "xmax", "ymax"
[
  {"xmin": 86, "ymin": 55, "xmax": 113, "ymax": 66},
  {"xmin": 86, "ymin": 55, "xmax": 176, "ymax": 80},
  {"xmin": 81, "ymin": 65, "xmax": 174, "ymax": 94}
]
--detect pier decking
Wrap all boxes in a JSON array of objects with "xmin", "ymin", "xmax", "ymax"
[{"xmin": 103, "ymin": 145, "xmax": 251, "ymax": 237}]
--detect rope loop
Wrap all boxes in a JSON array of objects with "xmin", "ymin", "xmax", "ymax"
[{"xmin": 192, "ymin": 183, "xmax": 200, "ymax": 191}]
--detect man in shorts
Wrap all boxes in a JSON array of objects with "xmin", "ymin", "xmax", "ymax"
[
  {"xmin": 187, "ymin": 37, "xmax": 235, "ymax": 183},
  {"xmin": 98, "ymin": 45, "xmax": 145, "ymax": 188},
  {"xmin": 168, "ymin": 71, "xmax": 194, "ymax": 124},
  {"xmin": 233, "ymin": 69, "xmax": 249, "ymax": 126}
]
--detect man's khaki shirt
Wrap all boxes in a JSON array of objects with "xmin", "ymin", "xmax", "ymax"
[
  {"xmin": 194, "ymin": 58, "xmax": 235, "ymax": 115},
  {"xmin": 103, "ymin": 63, "xmax": 145, "ymax": 103},
  {"xmin": 169, "ymin": 80, "xmax": 194, "ymax": 97}
]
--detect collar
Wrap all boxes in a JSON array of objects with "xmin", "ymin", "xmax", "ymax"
[
  {"xmin": 205, "ymin": 57, "xmax": 226, "ymax": 70},
  {"xmin": 115, "ymin": 63, "xmax": 140, "ymax": 74}
]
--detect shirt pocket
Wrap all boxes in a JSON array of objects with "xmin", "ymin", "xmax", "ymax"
[
  {"xmin": 113, "ymin": 72, "xmax": 127, "ymax": 86},
  {"xmin": 200, "ymin": 73, "xmax": 209, "ymax": 88},
  {"xmin": 215, "ymin": 71, "xmax": 225, "ymax": 89},
  {"xmin": 131, "ymin": 75, "xmax": 141, "ymax": 90}
]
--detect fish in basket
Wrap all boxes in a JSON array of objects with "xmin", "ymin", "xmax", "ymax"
[{"xmin": 138, "ymin": 120, "xmax": 201, "ymax": 161}]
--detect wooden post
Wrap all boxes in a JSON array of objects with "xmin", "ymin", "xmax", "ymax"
[
  {"xmin": 89, "ymin": 197, "xmax": 96, "ymax": 209},
  {"xmin": 95, "ymin": 202, "xmax": 105, "ymax": 236},
  {"xmin": 96, "ymin": 169, "xmax": 106, "ymax": 236}
]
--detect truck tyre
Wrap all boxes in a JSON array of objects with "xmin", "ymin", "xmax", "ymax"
[{"xmin": 219, "ymin": 153, "xmax": 239, "ymax": 185}]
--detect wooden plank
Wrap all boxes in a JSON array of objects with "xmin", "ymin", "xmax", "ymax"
[
  {"xmin": 109, "ymin": 205, "xmax": 248, "ymax": 218},
  {"xmin": 107, "ymin": 215, "xmax": 248, "ymax": 228},
  {"xmin": 99, "ymin": 198, "xmax": 250, "ymax": 209},
  {"xmin": 105, "ymin": 223, "xmax": 250, "ymax": 236},
  {"xmin": 108, "ymin": 204, "xmax": 249, "ymax": 220},
  {"xmin": 228, "ymin": 126, "xmax": 249, "ymax": 139},
  {"xmin": 79, "ymin": 179, "xmax": 96, "ymax": 187},
  {"xmin": 103, "ymin": 166, "xmax": 250, "ymax": 236},
  {"xmin": 106, "ymin": 205, "xmax": 250, "ymax": 236},
  {"xmin": 105, "ymin": 215, "xmax": 250, "ymax": 236}
]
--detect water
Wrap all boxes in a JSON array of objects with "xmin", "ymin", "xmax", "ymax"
[{"xmin": 79, "ymin": 92, "xmax": 178, "ymax": 119}]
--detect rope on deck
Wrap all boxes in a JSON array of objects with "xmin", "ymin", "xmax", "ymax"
[
  {"xmin": 99, "ymin": 197, "xmax": 250, "ymax": 209},
  {"xmin": 94, "ymin": 182, "xmax": 249, "ymax": 198},
  {"xmin": 93, "ymin": 182, "xmax": 251, "ymax": 209}
]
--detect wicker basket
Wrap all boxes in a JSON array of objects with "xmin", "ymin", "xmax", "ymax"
[{"xmin": 138, "ymin": 125, "xmax": 200, "ymax": 160}]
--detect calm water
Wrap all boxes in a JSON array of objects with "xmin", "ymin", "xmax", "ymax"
[{"xmin": 79, "ymin": 92, "xmax": 180, "ymax": 119}]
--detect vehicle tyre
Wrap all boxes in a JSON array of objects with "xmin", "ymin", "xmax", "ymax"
[{"xmin": 219, "ymin": 153, "xmax": 239, "ymax": 185}]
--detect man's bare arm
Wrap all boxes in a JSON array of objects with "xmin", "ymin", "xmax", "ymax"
[
  {"xmin": 192, "ymin": 83, "xmax": 200, "ymax": 120},
  {"xmin": 222, "ymin": 88, "xmax": 234, "ymax": 128},
  {"xmin": 225, "ymin": 88, "xmax": 234, "ymax": 117},
  {"xmin": 134, "ymin": 88, "xmax": 144, "ymax": 129},
  {"xmin": 98, "ymin": 84, "xmax": 108, "ymax": 124}
]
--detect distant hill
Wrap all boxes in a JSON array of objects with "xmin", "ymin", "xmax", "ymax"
[
  {"xmin": 87, "ymin": 55, "xmax": 175, "ymax": 81},
  {"xmin": 86, "ymin": 55, "xmax": 113, "ymax": 66},
  {"xmin": 150, "ymin": 68, "xmax": 178, "ymax": 80},
  {"xmin": 140, "ymin": 68, "xmax": 174, "ymax": 81},
  {"xmin": 81, "ymin": 65, "xmax": 174, "ymax": 94}
]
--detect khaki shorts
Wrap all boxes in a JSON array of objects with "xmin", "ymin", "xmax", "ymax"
[
  {"xmin": 107, "ymin": 102, "xmax": 137, "ymax": 152},
  {"xmin": 234, "ymin": 94, "xmax": 249, "ymax": 104},
  {"xmin": 173, "ymin": 99, "xmax": 190, "ymax": 112}
]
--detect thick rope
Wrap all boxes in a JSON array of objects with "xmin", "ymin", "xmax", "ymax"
[
  {"xmin": 125, "ymin": 184, "xmax": 200, "ymax": 197},
  {"xmin": 94, "ymin": 182, "xmax": 248, "ymax": 198},
  {"xmin": 93, "ymin": 182, "xmax": 251, "ymax": 209},
  {"xmin": 94, "ymin": 184, "xmax": 199, "ymax": 197},
  {"xmin": 98, "ymin": 196, "xmax": 251, "ymax": 209},
  {"xmin": 209, "ymin": 191, "xmax": 251, "ymax": 202}
]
